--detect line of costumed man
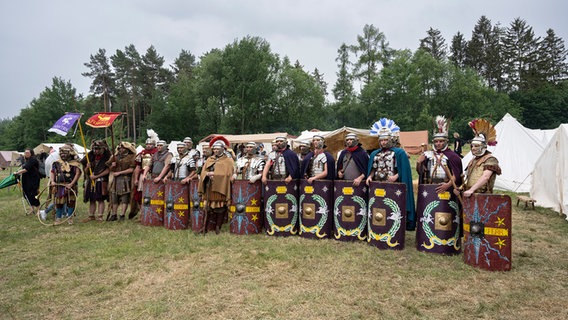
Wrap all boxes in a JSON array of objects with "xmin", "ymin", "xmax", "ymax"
[{"xmin": 41, "ymin": 117, "xmax": 503, "ymax": 260}]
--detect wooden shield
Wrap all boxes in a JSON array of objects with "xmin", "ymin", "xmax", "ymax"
[
  {"xmin": 415, "ymin": 184, "xmax": 461, "ymax": 255},
  {"xmin": 333, "ymin": 180, "xmax": 368, "ymax": 241},
  {"xmin": 463, "ymin": 193, "xmax": 512, "ymax": 271},
  {"xmin": 229, "ymin": 180, "xmax": 263, "ymax": 235},
  {"xmin": 189, "ymin": 179, "xmax": 205, "ymax": 233},
  {"xmin": 163, "ymin": 181, "xmax": 190, "ymax": 230},
  {"xmin": 264, "ymin": 180, "xmax": 299, "ymax": 236},
  {"xmin": 367, "ymin": 181, "xmax": 406, "ymax": 250},
  {"xmin": 299, "ymin": 179, "xmax": 333, "ymax": 239},
  {"xmin": 141, "ymin": 181, "xmax": 165, "ymax": 226}
]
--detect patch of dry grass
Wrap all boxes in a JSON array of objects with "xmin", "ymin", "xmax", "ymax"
[{"xmin": 1, "ymin": 172, "xmax": 567, "ymax": 320}]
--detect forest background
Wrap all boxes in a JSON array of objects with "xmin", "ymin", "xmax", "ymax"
[{"xmin": 1, "ymin": 16, "xmax": 567, "ymax": 150}]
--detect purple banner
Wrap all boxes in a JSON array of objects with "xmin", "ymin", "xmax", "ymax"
[{"xmin": 48, "ymin": 113, "xmax": 81, "ymax": 136}]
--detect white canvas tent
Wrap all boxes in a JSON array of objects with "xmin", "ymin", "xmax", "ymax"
[
  {"xmin": 462, "ymin": 113, "xmax": 556, "ymax": 193},
  {"xmin": 531, "ymin": 124, "xmax": 568, "ymax": 220}
]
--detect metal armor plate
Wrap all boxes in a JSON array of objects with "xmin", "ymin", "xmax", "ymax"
[
  {"xmin": 367, "ymin": 181, "xmax": 407, "ymax": 250},
  {"xmin": 463, "ymin": 194, "xmax": 512, "ymax": 271},
  {"xmin": 189, "ymin": 179, "xmax": 205, "ymax": 233},
  {"xmin": 163, "ymin": 181, "xmax": 190, "ymax": 230},
  {"xmin": 415, "ymin": 184, "xmax": 461, "ymax": 255},
  {"xmin": 333, "ymin": 180, "xmax": 368, "ymax": 241},
  {"xmin": 299, "ymin": 179, "xmax": 333, "ymax": 239},
  {"xmin": 263, "ymin": 180, "xmax": 299, "ymax": 237},
  {"xmin": 229, "ymin": 180, "xmax": 263, "ymax": 235},
  {"xmin": 141, "ymin": 180, "xmax": 165, "ymax": 226}
]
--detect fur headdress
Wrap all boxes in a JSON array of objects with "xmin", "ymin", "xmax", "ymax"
[{"xmin": 469, "ymin": 118, "xmax": 497, "ymax": 146}]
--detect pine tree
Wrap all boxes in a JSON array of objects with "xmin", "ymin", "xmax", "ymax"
[{"xmin": 419, "ymin": 27, "xmax": 447, "ymax": 61}]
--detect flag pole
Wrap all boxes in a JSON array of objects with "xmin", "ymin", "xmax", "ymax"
[{"xmin": 77, "ymin": 114, "xmax": 94, "ymax": 190}]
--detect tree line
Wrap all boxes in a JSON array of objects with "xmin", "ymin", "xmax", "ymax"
[{"xmin": 1, "ymin": 16, "xmax": 567, "ymax": 151}]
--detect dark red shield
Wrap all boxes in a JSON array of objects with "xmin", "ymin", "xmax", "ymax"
[
  {"xmin": 141, "ymin": 180, "xmax": 165, "ymax": 226},
  {"xmin": 333, "ymin": 180, "xmax": 368, "ymax": 241},
  {"xmin": 463, "ymin": 194, "xmax": 512, "ymax": 271},
  {"xmin": 229, "ymin": 180, "xmax": 263, "ymax": 235},
  {"xmin": 189, "ymin": 179, "xmax": 205, "ymax": 233},
  {"xmin": 299, "ymin": 179, "xmax": 333, "ymax": 239},
  {"xmin": 415, "ymin": 184, "xmax": 461, "ymax": 255},
  {"xmin": 163, "ymin": 181, "xmax": 190, "ymax": 230},
  {"xmin": 264, "ymin": 180, "xmax": 299, "ymax": 236},
  {"xmin": 367, "ymin": 181, "xmax": 407, "ymax": 250}
]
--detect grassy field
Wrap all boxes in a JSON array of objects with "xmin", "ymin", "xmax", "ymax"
[{"xmin": 1, "ymin": 168, "xmax": 568, "ymax": 320}]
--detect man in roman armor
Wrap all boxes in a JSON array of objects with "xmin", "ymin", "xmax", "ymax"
[
  {"xmin": 167, "ymin": 142, "xmax": 196, "ymax": 184},
  {"xmin": 50, "ymin": 145, "xmax": 81, "ymax": 224},
  {"xmin": 460, "ymin": 118, "xmax": 501, "ymax": 197},
  {"xmin": 81, "ymin": 139, "xmax": 111, "ymax": 222},
  {"xmin": 183, "ymin": 137, "xmax": 201, "ymax": 179},
  {"xmin": 198, "ymin": 136, "xmax": 235, "ymax": 234},
  {"xmin": 129, "ymin": 135, "xmax": 158, "ymax": 219},
  {"xmin": 416, "ymin": 116, "xmax": 463, "ymax": 192},
  {"xmin": 366, "ymin": 118, "xmax": 416, "ymax": 231},
  {"xmin": 142, "ymin": 140, "xmax": 173, "ymax": 183},
  {"xmin": 301, "ymin": 135, "xmax": 335, "ymax": 183},
  {"xmin": 336, "ymin": 133, "xmax": 369, "ymax": 186},
  {"xmin": 296, "ymin": 141, "xmax": 311, "ymax": 162},
  {"xmin": 106, "ymin": 141, "xmax": 136, "ymax": 221},
  {"xmin": 234, "ymin": 142, "xmax": 265, "ymax": 183},
  {"xmin": 262, "ymin": 136, "xmax": 300, "ymax": 184}
]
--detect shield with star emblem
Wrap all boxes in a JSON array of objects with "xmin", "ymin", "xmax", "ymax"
[
  {"xmin": 299, "ymin": 179, "xmax": 333, "ymax": 239},
  {"xmin": 367, "ymin": 181, "xmax": 406, "ymax": 250},
  {"xmin": 415, "ymin": 184, "xmax": 461, "ymax": 255},
  {"xmin": 264, "ymin": 180, "xmax": 299, "ymax": 237},
  {"xmin": 189, "ymin": 179, "xmax": 205, "ymax": 233},
  {"xmin": 333, "ymin": 180, "xmax": 368, "ymax": 241},
  {"xmin": 463, "ymin": 193, "xmax": 512, "ymax": 271},
  {"xmin": 163, "ymin": 181, "xmax": 190, "ymax": 230},
  {"xmin": 229, "ymin": 180, "xmax": 263, "ymax": 234},
  {"xmin": 141, "ymin": 181, "xmax": 165, "ymax": 226}
]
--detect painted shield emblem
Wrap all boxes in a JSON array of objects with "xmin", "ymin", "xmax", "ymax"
[
  {"xmin": 333, "ymin": 180, "xmax": 368, "ymax": 241},
  {"xmin": 264, "ymin": 180, "xmax": 299, "ymax": 236},
  {"xmin": 299, "ymin": 179, "xmax": 333, "ymax": 239},
  {"xmin": 415, "ymin": 184, "xmax": 461, "ymax": 255},
  {"xmin": 189, "ymin": 179, "xmax": 205, "ymax": 233},
  {"xmin": 367, "ymin": 181, "xmax": 406, "ymax": 250},
  {"xmin": 163, "ymin": 181, "xmax": 190, "ymax": 230},
  {"xmin": 230, "ymin": 180, "xmax": 263, "ymax": 235},
  {"xmin": 141, "ymin": 180, "xmax": 165, "ymax": 226},
  {"xmin": 463, "ymin": 194, "xmax": 512, "ymax": 271}
]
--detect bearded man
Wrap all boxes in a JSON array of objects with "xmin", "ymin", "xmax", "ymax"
[
  {"xmin": 51, "ymin": 145, "xmax": 82, "ymax": 224},
  {"xmin": 106, "ymin": 141, "xmax": 136, "ymax": 221},
  {"xmin": 234, "ymin": 142, "xmax": 265, "ymax": 183}
]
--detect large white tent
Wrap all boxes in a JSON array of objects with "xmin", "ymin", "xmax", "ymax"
[
  {"xmin": 462, "ymin": 113, "xmax": 556, "ymax": 193},
  {"xmin": 531, "ymin": 124, "xmax": 568, "ymax": 220}
]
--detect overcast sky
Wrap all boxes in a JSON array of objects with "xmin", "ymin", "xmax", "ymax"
[{"xmin": 1, "ymin": 0, "xmax": 567, "ymax": 119}]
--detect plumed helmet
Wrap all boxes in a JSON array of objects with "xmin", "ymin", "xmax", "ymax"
[
  {"xmin": 209, "ymin": 136, "xmax": 230, "ymax": 149},
  {"xmin": 432, "ymin": 115, "xmax": 449, "ymax": 140},
  {"xmin": 370, "ymin": 118, "xmax": 400, "ymax": 139}
]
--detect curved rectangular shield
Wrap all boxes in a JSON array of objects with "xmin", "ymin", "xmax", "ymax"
[
  {"xmin": 163, "ymin": 181, "xmax": 190, "ymax": 230},
  {"xmin": 415, "ymin": 184, "xmax": 461, "ymax": 255},
  {"xmin": 463, "ymin": 193, "xmax": 512, "ymax": 271},
  {"xmin": 367, "ymin": 181, "xmax": 406, "ymax": 250},
  {"xmin": 189, "ymin": 179, "xmax": 205, "ymax": 233},
  {"xmin": 230, "ymin": 180, "xmax": 263, "ymax": 235},
  {"xmin": 299, "ymin": 179, "xmax": 333, "ymax": 239},
  {"xmin": 141, "ymin": 181, "xmax": 165, "ymax": 226},
  {"xmin": 333, "ymin": 180, "xmax": 368, "ymax": 241},
  {"xmin": 264, "ymin": 180, "xmax": 299, "ymax": 236}
]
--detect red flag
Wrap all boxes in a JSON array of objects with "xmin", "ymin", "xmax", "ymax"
[{"xmin": 85, "ymin": 112, "xmax": 122, "ymax": 128}]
